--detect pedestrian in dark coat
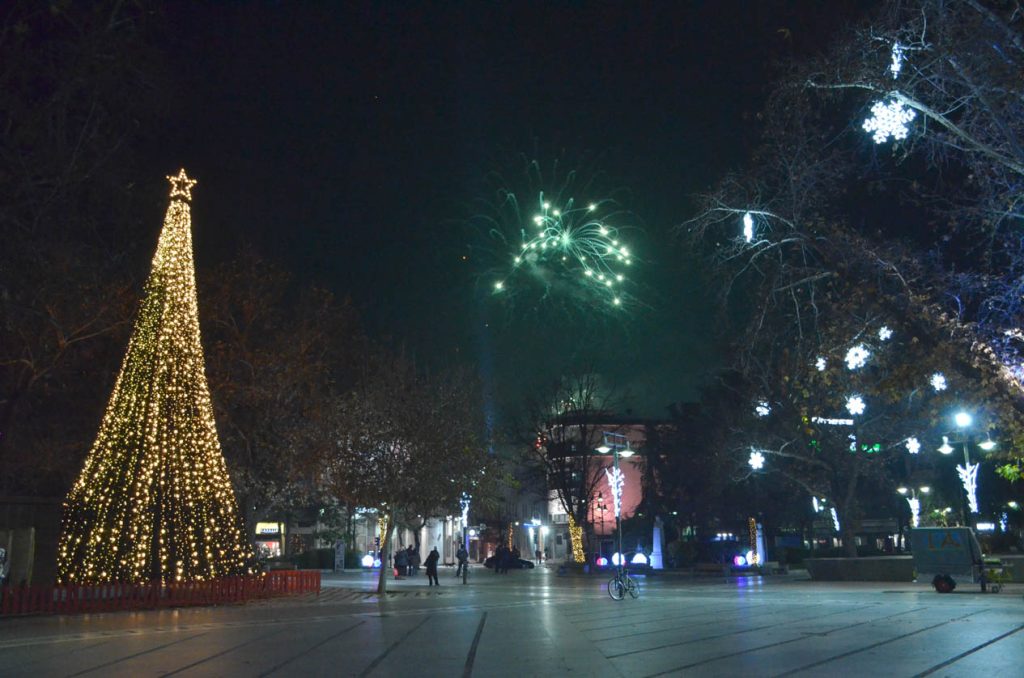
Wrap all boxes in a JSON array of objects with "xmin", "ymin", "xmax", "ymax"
[
  {"xmin": 425, "ymin": 547, "xmax": 440, "ymax": 586},
  {"xmin": 410, "ymin": 546, "xmax": 421, "ymax": 575},
  {"xmin": 394, "ymin": 547, "xmax": 408, "ymax": 579},
  {"xmin": 456, "ymin": 545, "xmax": 468, "ymax": 577},
  {"xmin": 500, "ymin": 545, "xmax": 512, "ymax": 574}
]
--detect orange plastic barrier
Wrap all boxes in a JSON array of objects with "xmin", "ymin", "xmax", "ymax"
[{"xmin": 0, "ymin": 570, "xmax": 320, "ymax": 617}]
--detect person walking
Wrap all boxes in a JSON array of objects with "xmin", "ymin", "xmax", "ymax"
[
  {"xmin": 456, "ymin": 544, "xmax": 468, "ymax": 577},
  {"xmin": 410, "ymin": 545, "xmax": 421, "ymax": 576},
  {"xmin": 500, "ymin": 545, "xmax": 512, "ymax": 574},
  {"xmin": 493, "ymin": 545, "xmax": 504, "ymax": 574},
  {"xmin": 425, "ymin": 547, "xmax": 440, "ymax": 586},
  {"xmin": 394, "ymin": 546, "xmax": 408, "ymax": 580}
]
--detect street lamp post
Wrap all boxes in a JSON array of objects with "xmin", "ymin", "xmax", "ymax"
[
  {"xmin": 950, "ymin": 411, "xmax": 990, "ymax": 528},
  {"xmin": 747, "ymin": 450, "xmax": 766, "ymax": 565},
  {"xmin": 596, "ymin": 432, "xmax": 634, "ymax": 572}
]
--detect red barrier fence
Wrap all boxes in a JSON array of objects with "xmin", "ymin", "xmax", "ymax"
[{"xmin": 0, "ymin": 570, "xmax": 320, "ymax": 617}]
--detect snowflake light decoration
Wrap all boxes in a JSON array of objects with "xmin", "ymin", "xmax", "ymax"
[
  {"xmin": 845, "ymin": 345, "xmax": 870, "ymax": 370},
  {"xmin": 905, "ymin": 437, "xmax": 921, "ymax": 455},
  {"xmin": 815, "ymin": 357, "xmax": 827, "ymax": 372},
  {"xmin": 930, "ymin": 372, "xmax": 947, "ymax": 392},
  {"xmin": 878, "ymin": 326, "xmax": 893, "ymax": 341},
  {"xmin": 748, "ymin": 450, "xmax": 765, "ymax": 470},
  {"xmin": 846, "ymin": 395, "xmax": 866, "ymax": 416},
  {"xmin": 742, "ymin": 212, "xmax": 754, "ymax": 243},
  {"xmin": 755, "ymin": 401, "xmax": 771, "ymax": 417},
  {"xmin": 863, "ymin": 99, "xmax": 917, "ymax": 144}
]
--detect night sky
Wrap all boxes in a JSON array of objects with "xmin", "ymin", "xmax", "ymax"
[{"xmin": 154, "ymin": 1, "xmax": 872, "ymax": 423}]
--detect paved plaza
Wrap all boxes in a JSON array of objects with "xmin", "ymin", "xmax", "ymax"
[{"xmin": 1, "ymin": 566, "xmax": 1022, "ymax": 677}]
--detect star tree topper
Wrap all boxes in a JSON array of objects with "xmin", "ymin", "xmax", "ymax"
[{"xmin": 167, "ymin": 169, "xmax": 198, "ymax": 201}]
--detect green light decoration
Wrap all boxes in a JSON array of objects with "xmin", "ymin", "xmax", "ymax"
[{"xmin": 491, "ymin": 193, "xmax": 636, "ymax": 309}]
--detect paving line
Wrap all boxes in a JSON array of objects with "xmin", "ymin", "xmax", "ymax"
[
  {"xmin": 257, "ymin": 620, "xmax": 365, "ymax": 677},
  {"xmin": 912, "ymin": 621, "xmax": 1024, "ymax": 677},
  {"xmin": 773, "ymin": 608, "xmax": 991, "ymax": 677},
  {"xmin": 576, "ymin": 601, "xmax": 783, "ymax": 634},
  {"xmin": 64, "ymin": 631, "xmax": 208, "ymax": 677},
  {"xmin": 357, "ymin": 615, "xmax": 431, "ymax": 677},
  {"xmin": 462, "ymin": 612, "xmax": 488, "ymax": 678},
  {"xmin": 607, "ymin": 604, "xmax": 873, "ymax": 660},
  {"xmin": 643, "ymin": 607, "xmax": 945, "ymax": 678},
  {"xmin": 161, "ymin": 627, "xmax": 282, "ymax": 676},
  {"xmin": 570, "ymin": 603, "xmax": 731, "ymax": 630},
  {"xmin": 586, "ymin": 603, "xmax": 825, "ymax": 642},
  {"xmin": 0, "ymin": 597, "xmax": 580, "ymax": 651}
]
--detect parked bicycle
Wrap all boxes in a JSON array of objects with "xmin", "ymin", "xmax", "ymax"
[{"xmin": 607, "ymin": 566, "xmax": 639, "ymax": 601}]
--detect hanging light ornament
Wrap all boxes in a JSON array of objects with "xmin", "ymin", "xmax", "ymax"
[
  {"xmin": 748, "ymin": 450, "xmax": 766, "ymax": 470},
  {"xmin": 957, "ymin": 463, "xmax": 980, "ymax": 514},
  {"xmin": 845, "ymin": 345, "xmax": 870, "ymax": 370},
  {"xmin": 604, "ymin": 467, "xmax": 625, "ymax": 518},
  {"xmin": 742, "ymin": 212, "xmax": 754, "ymax": 243},
  {"xmin": 890, "ymin": 42, "xmax": 905, "ymax": 79},
  {"xmin": 846, "ymin": 395, "xmax": 866, "ymax": 416},
  {"xmin": 907, "ymin": 496, "xmax": 921, "ymax": 528},
  {"xmin": 863, "ymin": 99, "xmax": 917, "ymax": 144}
]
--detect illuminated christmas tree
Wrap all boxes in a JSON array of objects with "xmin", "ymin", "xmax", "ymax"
[{"xmin": 58, "ymin": 170, "xmax": 251, "ymax": 584}]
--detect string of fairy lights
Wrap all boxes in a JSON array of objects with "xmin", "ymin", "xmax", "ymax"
[
  {"xmin": 58, "ymin": 170, "xmax": 251, "ymax": 584},
  {"xmin": 567, "ymin": 514, "xmax": 585, "ymax": 563}
]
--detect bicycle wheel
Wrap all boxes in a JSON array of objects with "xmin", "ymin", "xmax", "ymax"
[
  {"xmin": 626, "ymin": 575, "xmax": 639, "ymax": 599},
  {"xmin": 607, "ymin": 576, "xmax": 625, "ymax": 600}
]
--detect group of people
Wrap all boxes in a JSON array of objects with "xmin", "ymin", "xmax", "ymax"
[
  {"xmin": 492, "ymin": 544, "xmax": 520, "ymax": 574},
  {"xmin": 393, "ymin": 543, "xmax": 471, "ymax": 586},
  {"xmin": 393, "ymin": 544, "xmax": 421, "ymax": 578}
]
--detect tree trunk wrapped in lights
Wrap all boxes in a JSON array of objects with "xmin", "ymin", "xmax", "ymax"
[
  {"xmin": 568, "ymin": 514, "xmax": 585, "ymax": 564},
  {"xmin": 58, "ymin": 170, "xmax": 252, "ymax": 584}
]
